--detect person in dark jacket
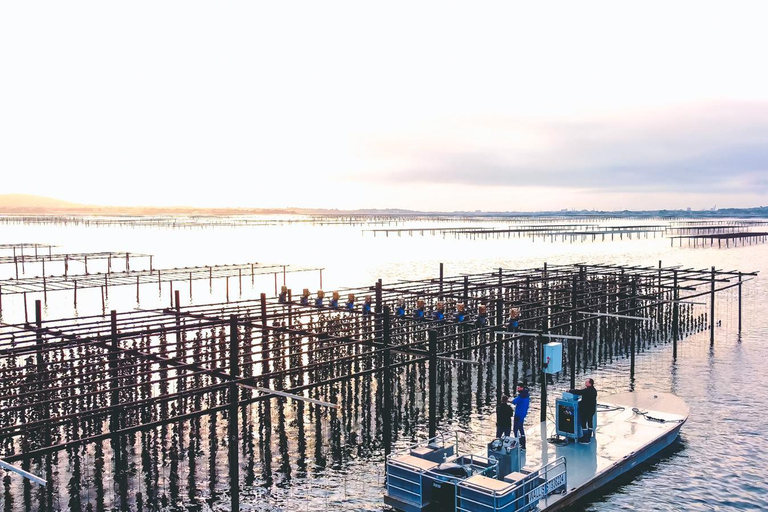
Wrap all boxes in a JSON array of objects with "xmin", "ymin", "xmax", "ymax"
[
  {"xmin": 512, "ymin": 383, "xmax": 530, "ymax": 449},
  {"xmin": 569, "ymin": 378, "xmax": 597, "ymax": 444},
  {"xmin": 474, "ymin": 305, "xmax": 488, "ymax": 328},
  {"xmin": 496, "ymin": 395, "xmax": 514, "ymax": 438}
]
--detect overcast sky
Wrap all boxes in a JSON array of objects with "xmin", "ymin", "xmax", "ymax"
[{"xmin": 2, "ymin": 1, "xmax": 767, "ymax": 211}]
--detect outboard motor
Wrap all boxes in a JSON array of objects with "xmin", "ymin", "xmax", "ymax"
[{"xmin": 428, "ymin": 463, "xmax": 470, "ymax": 512}]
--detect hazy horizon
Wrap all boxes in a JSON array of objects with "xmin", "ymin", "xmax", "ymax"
[
  {"xmin": 2, "ymin": 2, "xmax": 768, "ymax": 211},
  {"xmin": 1, "ymin": 192, "xmax": 766, "ymax": 214}
]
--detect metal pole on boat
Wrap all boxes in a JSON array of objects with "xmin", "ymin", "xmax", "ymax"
[
  {"xmin": 383, "ymin": 307, "xmax": 393, "ymax": 460},
  {"xmin": 428, "ymin": 329, "xmax": 438, "ymax": 440}
]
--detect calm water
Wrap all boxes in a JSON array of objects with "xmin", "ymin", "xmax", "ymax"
[{"xmin": 0, "ymin": 217, "xmax": 767, "ymax": 511}]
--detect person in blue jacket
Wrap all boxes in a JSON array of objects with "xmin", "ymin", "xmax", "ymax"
[
  {"xmin": 506, "ymin": 308, "xmax": 520, "ymax": 332},
  {"xmin": 346, "ymin": 293, "xmax": 355, "ymax": 312},
  {"xmin": 278, "ymin": 285, "xmax": 288, "ymax": 304},
  {"xmin": 362, "ymin": 295, "xmax": 373, "ymax": 316},
  {"xmin": 454, "ymin": 303, "xmax": 466, "ymax": 323},
  {"xmin": 300, "ymin": 288, "xmax": 310, "ymax": 306},
  {"xmin": 432, "ymin": 302, "xmax": 445, "ymax": 322},
  {"xmin": 329, "ymin": 291, "xmax": 340, "ymax": 309},
  {"xmin": 512, "ymin": 383, "xmax": 530, "ymax": 449},
  {"xmin": 395, "ymin": 299, "xmax": 406, "ymax": 319},
  {"xmin": 413, "ymin": 299, "xmax": 425, "ymax": 320},
  {"xmin": 315, "ymin": 290, "xmax": 325, "ymax": 308}
]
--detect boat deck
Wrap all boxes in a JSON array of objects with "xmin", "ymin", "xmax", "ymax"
[
  {"xmin": 385, "ymin": 391, "xmax": 688, "ymax": 512},
  {"xmin": 520, "ymin": 392, "xmax": 689, "ymax": 510}
]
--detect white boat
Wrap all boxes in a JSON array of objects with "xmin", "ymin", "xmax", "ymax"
[{"xmin": 384, "ymin": 391, "xmax": 688, "ymax": 512}]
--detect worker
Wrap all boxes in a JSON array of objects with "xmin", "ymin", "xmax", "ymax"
[
  {"xmin": 300, "ymin": 288, "xmax": 310, "ymax": 306},
  {"xmin": 362, "ymin": 295, "xmax": 373, "ymax": 316},
  {"xmin": 475, "ymin": 305, "xmax": 488, "ymax": 328},
  {"xmin": 512, "ymin": 383, "xmax": 530, "ymax": 449},
  {"xmin": 346, "ymin": 293, "xmax": 355, "ymax": 312},
  {"xmin": 329, "ymin": 291, "xmax": 340, "ymax": 309},
  {"xmin": 278, "ymin": 285, "xmax": 288, "ymax": 304},
  {"xmin": 315, "ymin": 290, "xmax": 325, "ymax": 308},
  {"xmin": 496, "ymin": 395, "xmax": 514, "ymax": 438},
  {"xmin": 413, "ymin": 299, "xmax": 425, "ymax": 320},
  {"xmin": 395, "ymin": 299, "xmax": 406, "ymax": 319},
  {"xmin": 506, "ymin": 308, "xmax": 520, "ymax": 332},
  {"xmin": 454, "ymin": 303, "xmax": 466, "ymax": 323},
  {"xmin": 432, "ymin": 302, "xmax": 445, "ymax": 322},
  {"xmin": 569, "ymin": 378, "xmax": 598, "ymax": 444}
]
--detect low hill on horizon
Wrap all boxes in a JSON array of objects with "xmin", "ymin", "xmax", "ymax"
[{"xmin": 0, "ymin": 194, "xmax": 767, "ymax": 218}]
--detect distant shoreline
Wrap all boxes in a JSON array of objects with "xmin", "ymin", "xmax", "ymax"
[{"xmin": 1, "ymin": 205, "xmax": 767, "ymax": 218}]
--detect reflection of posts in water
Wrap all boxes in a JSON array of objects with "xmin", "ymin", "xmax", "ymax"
[
  {"xmin": 313, "ymin": 394, "xmax": 325, "ymax": 469},
  {"xmin": 277, "ymin": 399, "xmax": 292, "ymax": 481},
  {"xmin": 209, "ymin": 414, "xmax": 218, "ymax": 504},
  {"xmin": 296, "ymin": 400, "xmax": 307, "ymax": 476},
  {"xmin": 188, "ymin": 418, "xmax": 200, "ymax": 503}
]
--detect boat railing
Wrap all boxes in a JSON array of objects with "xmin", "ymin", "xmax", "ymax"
[
  {"xmin": 387, "ymin": 431, "xmax": 452, "ymax": 459},
  {"xmin": 455, "ymin": 456, "xmax": 568, "ymax": 512},
  {"xmin": 386, "ymin": 457, "xmax": 431, "ymax": 506}
]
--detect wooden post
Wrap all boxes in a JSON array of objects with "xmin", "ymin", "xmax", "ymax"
[
  {"xmin": 570, "ymin": 274, "xmax": 578, "ymax": 390},
  {"xmin": 496, "ymin": 330, "xmax": 503, "ymax": 404},
  {"xmin": 738, "ymin": 272, "xmax": 742, "ymax": 332},
  {"xmin": 383, "ymin": 306, "xmax": 392, "ymax": 460},
  {"xmin": 259, "ymin": 293, "xmax": 272, "ymax": 464},
  {"xmin": 175, "ymin": 290, "xmax": 182, "ymax": 358},
  {"xmin": 109, "ymin": 310, "xmax": 120, "ymax": 433},
  {"xmin": 428, "ymin": 330, "xmax": 438, "ymax": 440},
  {"xmin": 710, "ymin": 266, "xmax": 715, "ymax": 346},
  {"xmin": 539, "ymin": 334, "xmax": 547, "ymax": 422},
  {"xmin": 672, "ymin": 270, "xmax": 679, "ymax": 359},
  {"xmin": 630, "ymin": 280, "xmax": 637, "ymax": 381},
  {"xmin": 439, "ymin": 263, "xmax": 444, "ymax": 300},
  {"xmin": 229, "ymin": 314, "xmax": 240, "ymax": 511}
]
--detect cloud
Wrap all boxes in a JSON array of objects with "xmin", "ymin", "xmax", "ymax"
[{"xmin": 351, "ymin": 102, "xmax": 768, "ymax": 195}]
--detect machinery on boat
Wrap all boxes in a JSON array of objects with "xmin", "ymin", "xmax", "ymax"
[{"xmin": 384, "ymin": 391, "xmax": 688, "ymax": 512}]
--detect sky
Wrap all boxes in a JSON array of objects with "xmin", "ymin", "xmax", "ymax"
[{"xmin": 1, "ymin": 1, "xmax": 768, "ymax": 212}]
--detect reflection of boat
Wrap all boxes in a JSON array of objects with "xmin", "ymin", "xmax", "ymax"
[{"xmin": 384, "ymin": 391, "xmax": 688, "ymax": 512}]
